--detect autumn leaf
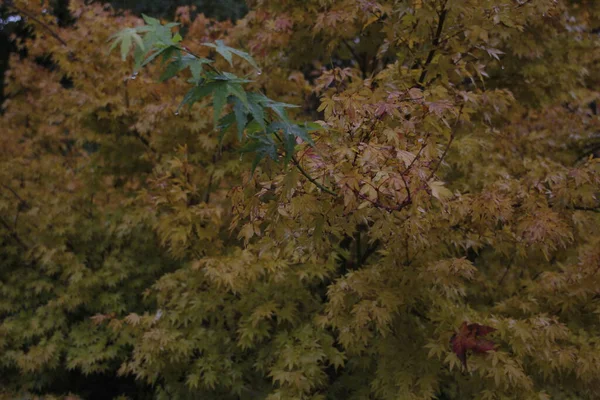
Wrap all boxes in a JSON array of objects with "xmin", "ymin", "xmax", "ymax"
[
  {"xmin": 450, "ymin": 322, "xmax": 497, "ymax": 368},
  {"xmin": 429, "ymin": 181, "xmax": 453, "ymax": 201}
]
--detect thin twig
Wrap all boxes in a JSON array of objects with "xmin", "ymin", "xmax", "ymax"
[
  {"xmin": 0, "ymin": 183, "xmax": 26, "ymax": 204},
  {"xmin": 401, "ymin": 133, "xmax": 431, "ymax": 175},
  {"xmin": 499, "ymin": 255, "xmax": 515, "ymax": 285},
  {"xmin": 0, "ymin": 216, "xmax": 27, "ymax": 250},
  {"xmin": 342, "ymin": 39, "xmax": 366, "ymax": 77},
  {"xmin": 204, "ymin": 154, "xmax": 217, "ymax": 203},
  {"xmin": 181, "ymin": 46, "xmax": 221, "ymax": 74},
  {"xmin": 351, "ymin": 184, "xmax": 392, "ymax": 210},
  {"xmin": 353, "ymin": 116, "xmax": 382, "ymax": 166},
  {"xmin": 573, "ymin": 206, "xmax": 600, "ymax": 213},
  {"xmin": 271, "ymin": 132, "xmax": 337, "ymax": 196},
  {"xmin": 400, "ymin": 173, "xmax": 411, "ymax": 204},
  {"xmin": 291, "ymin": 156, "xmax": 337, "ymax": 196},
  {"xmin": 425, "ymin": 103, "xmax": 464, "ymax": 183},
  {"xmin": 359, "ymin": 239, "xmax": 381, "ymax": 266},
  {"xmin": 350, "ymin": 184, "xmax": 411, "ymax": 213}
]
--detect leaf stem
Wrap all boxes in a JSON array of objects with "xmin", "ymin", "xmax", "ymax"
[
  {"xmin": 271, "ymin": 131, "xmax": 338, "ymax": 196},
  {"xmin": 291, "ymin": 155, "xmax": 337, "ymax": 196},
  {"xmin": 180, "ymin": 46, "xmax": 221, "ymax": 74}
]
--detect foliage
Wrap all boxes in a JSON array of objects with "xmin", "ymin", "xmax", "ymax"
[{"xmin": 1, "ymin": 0, "xmax": 600, "ymax": 399}]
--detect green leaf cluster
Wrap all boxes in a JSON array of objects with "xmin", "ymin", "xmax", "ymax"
[{"xmin": 109, "ymin": 18, "xmax": 313, "ymax": 171}]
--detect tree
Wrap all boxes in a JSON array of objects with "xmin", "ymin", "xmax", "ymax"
[{"xmin": 1, "ymin": 0, "xmax": 600, "ymax": 399}]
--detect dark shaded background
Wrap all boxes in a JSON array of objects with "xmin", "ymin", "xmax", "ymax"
[{"xmin": 0, "ymin": 0, "xmax": 247, "ymax": 109}]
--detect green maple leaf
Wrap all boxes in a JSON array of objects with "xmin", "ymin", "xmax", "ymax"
[
  {"xmin": 267, "ymin": 121, "xmax": 314, "ymax": 164},
  {"xmin": 248, "ymin": 92, "xmax": 299, "ymax": 123},
  {"xmin": 177, "ymin": 78, "xmax": 250, "ymax": 128},
  {"xmin": 240, "ymin": 134, "xmax": 278, "ymax": 172},
  {"xmin": 141, "ymin": 14, "xmax": 179, "ymax": 47},
  {"xmin": 202, "ymin": 40, "xmax": 261, "ymax": 71},
  {"xmin": 108, "ymin": 28, "xmax": 146, "ymax": 61},
  {"xmin": 233, "ymin": 99, "xmax": 249, "ymax": 141},
  {"xmin": 160, "ymin": 54, "xmax": 213, "ymax": 82}
]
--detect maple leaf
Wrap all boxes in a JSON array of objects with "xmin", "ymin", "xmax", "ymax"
[
  {"xmin": 108, "ymin": 27, "xmax": 146, "ymax": 61},
  {"xmin": 428, "ymin": 181, "xmax": 453, "ymax": 201},
  {"xmin": 202, "ymin": 40, "xmax": 261, "ymax": 71},
  {"xmin": 450, "ymin": 322, "xmax": 497, "ymax": 368},
  {"xmin": 274, "ymin": 16, "xmax": 293, "ymax": 32}
]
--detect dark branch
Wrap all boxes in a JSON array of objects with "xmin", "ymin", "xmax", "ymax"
[
  {"xmin": 0, "ymin": 216, "xmax": 27, "ymax": 250},
  {"xmin": 342, "ymin": 39, "xmax": 367, "ymax": 78},
  {"xmin": 292, "ymin": 155, "xmax": 337, "ymax": 196},
  {"xmin": 271, "ymin": 132, "xmax": 338, "ymax": 196},
  {"xmin": 573, "ymin": 206, "xmax": 600, "ymax": 213},
  {"xmin": 425, "ymin": 104, "xmax": 464, "ymax": 182},
  {"xmin": 401, "ymin": 133, "xmax": 431, "ymax": 175},
  {"xmin": 417, "ymin": 4, "xmax": 448, "ymax": 86}
]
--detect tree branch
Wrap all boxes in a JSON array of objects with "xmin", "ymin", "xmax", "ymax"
[
  {"xmin": 350, "ymin": 184, "xmax": 411, "ymax": 213},
  {"xmin": 400, "ymin": 172, "xmax": 411, "ymax": 204},
  {"xmin": 573, "ymin": 206, "xmax": 600, "ymax": 213},
  {"xmin": 417, "ymin": 3, "xmax": 448, "ymax": 86},
  {"xmin": 1, "ymin": 183, "xmax": 27, "ymax": 205},
  {"xmin": 499, "ymin": 255, "xmax": 515, "ymax": 285},
  {"xmin": 342, "ymin": 39, "xmax": 367, "ymax": 78},
  {"xmin": 425, "ymin": 104, "xmax": 464, "ymax": 182},
  {"xmin": 0, "ymin": 216, "xmax": 27, "ymax": 250},
  {"xmin": 291, "ymin": 155, "xmax": 337, "ymax": 196},
  {"xmin": 401, "ymin": 133, "xmax": 431, "ymax": 175},
  {"xmin": 271, "ymin": 131, "xmax": 338, "ymax": 196}
]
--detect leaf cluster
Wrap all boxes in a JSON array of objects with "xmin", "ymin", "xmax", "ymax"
[{"xmin": 1, "ymin": 1, "xmax": 600, "ymax": 399}]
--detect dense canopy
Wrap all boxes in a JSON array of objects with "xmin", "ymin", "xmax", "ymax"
[{"xmin": 1, "ymin": 0, "xmax": 600, "ymax": 399}]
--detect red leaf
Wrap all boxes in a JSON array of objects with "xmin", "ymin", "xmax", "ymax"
[
  {"xmin": 473, "ymin": 339, "xmax": 496, "ymax": 353},
  {"xmin": 450, "ymin": 322, "xmax": 496, "ymax": 368},
  {"xmin": 450, "ymin": 334, "xmax": 467, "ymax": 367},
  {"xmin": 471, "ymin": 323, "xmax": 497, "ymax": 337}
]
